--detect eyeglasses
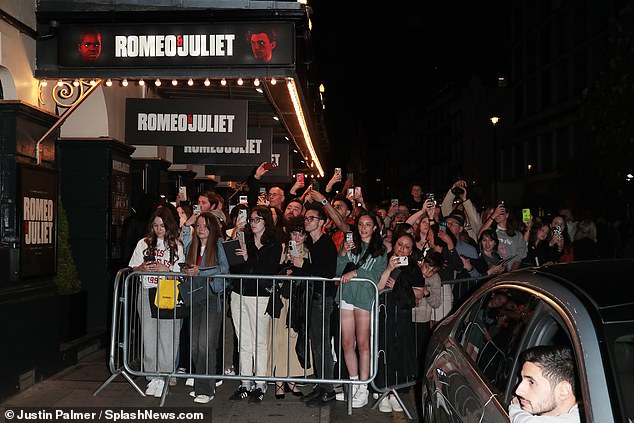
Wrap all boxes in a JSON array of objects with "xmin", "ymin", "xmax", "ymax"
[
  {"xmin": 304, "ymin": 216, "xmax": 323, "ymax": 222},
  {"xmin": 248, "ymin": 217, "xmax": 264, "ymax": 224}
]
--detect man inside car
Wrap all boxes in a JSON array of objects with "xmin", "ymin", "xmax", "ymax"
[{"xmin": 510, "ymin": 345, "xmax": 580, "ymax": 422}]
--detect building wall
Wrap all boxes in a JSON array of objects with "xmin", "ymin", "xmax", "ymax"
[{"xmin": 0, "ymin": 1, "xmax": 42, "ymax": 107}]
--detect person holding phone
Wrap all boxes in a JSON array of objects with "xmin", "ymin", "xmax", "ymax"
[
  {"xmin": 335, "ymin": 211, "xmax": 388, "ymax": 408},
  {"xmin": 268, "ymin": 217, "xmax": 310, "ymax": 399},
  {"xmin": 229, "ymin": 206, "xmax": 282, "ymax": 404},
  {"xmin": 375, "ymin": 233, "xmax": 425, "ymax": 412},
  {"xmin": 128, "ymin": 207, "xmax": 185, "ymax": 398},
  {"xmin": 180, "ymin": 212, "xmax": 230, "ymax": 404},
  {"xmin": 523, "ymin": 221, "xmax": 560, "ymax": 267},
  {"xmin": 478, "ymin": 203, "xmax": 527, "ymax": 271},
  {"xmin": 478, "ymin": 229, "xmax": 506, "ymax": 275}
]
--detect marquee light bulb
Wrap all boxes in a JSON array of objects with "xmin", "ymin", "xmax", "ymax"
[
  {"xmin": 105, "ymin": 79, "xmax": 112, "ymax": 87},
  {"xmin": 40, "ymin": 79, "xmax": 48, "ymax": 87},
  {"xmin": 154, "ymin": 78, "xmax": 161, "ymax": 86},
  {"xmin": 237, "ymin": 78, "xmax": 243, "ymax": 86},
  {"xmin": 270, "ymin": 77, "xmax": 277, "ymax": 85},
  {"xmin": 171, "ymin": 79, "xmax": 178, "ymax": 86},
  {"xmin": 221, "ymin": 78, "xmax": 227, "ymax": 86},
  {"xmin": 254, "ymin": 78, "xmax": 260, "ymax": 87},
  {"xmin": 187, "ymin": 78, "xmax": 194, "ymax": 86},
  {"xmin": 121, "ymin": 79, "xmax": 128, "ymax": 87},
  {"xmin": 204, "ymin": 78, "xmax": 211, "ymax": 86}
]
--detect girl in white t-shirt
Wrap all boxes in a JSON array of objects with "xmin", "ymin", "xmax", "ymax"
[{"xmin": 129, "ymin": 206, "xmax": 185, "ymax": 398}]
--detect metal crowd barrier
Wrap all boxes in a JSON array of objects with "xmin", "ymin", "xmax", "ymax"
[{"xmin": 95, "ymin": 270, "xmax": 379, "ymax": 414}]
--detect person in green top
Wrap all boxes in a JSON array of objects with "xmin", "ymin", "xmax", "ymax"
[{"xmin": 335, "ymin": 211, "xmax": 387, "ymax": 408}]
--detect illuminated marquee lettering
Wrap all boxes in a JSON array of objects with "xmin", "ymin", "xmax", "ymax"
[
  {"xmin": 183, "ymin": 138, "xmax": 263, "ymax": 154},
  {"xmin": 115, "ymin": 34, "xmax": 235, "ymax": 58},
  {"xmin": 23, "ymin": 197, "xmax": 54, "ymax": 245},
  {"xmin": 137, "ymin": 113, "xmax": 235, "ymax": 133}
]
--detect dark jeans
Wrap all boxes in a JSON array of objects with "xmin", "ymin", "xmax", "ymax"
[
  {"xmin": 309, "ymin": 293, "xmax": 334, "ymax": 392},
  {"xmin": 192, "ymin": 295, "xmax": 222, "ymax": 396}
]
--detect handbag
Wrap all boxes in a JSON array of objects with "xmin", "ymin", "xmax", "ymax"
[{"xmin": 148, "ymin": 277, "xmax": 189, "ymax": 319}]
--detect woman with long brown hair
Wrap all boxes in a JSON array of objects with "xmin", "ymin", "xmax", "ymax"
[
  {"xmin": 129, "ymin": 206, "xmax": 185, "ymax": 398},
  {"xmin": 229, "ymin": 205, "xmax": 282, "ymax": 403},
  {"xmin": 181, "ymin": 212, "xmax": 229, "ymax": 404}
]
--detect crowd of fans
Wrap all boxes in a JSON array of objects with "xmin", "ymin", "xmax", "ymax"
[{"xmin": 121, "ymin": 162, "xmax": 629, "ymax": 412}]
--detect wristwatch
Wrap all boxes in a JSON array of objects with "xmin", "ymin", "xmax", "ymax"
[{"xmin": 321, "ymin": 198, "xmax": 328, "ymax": 206}]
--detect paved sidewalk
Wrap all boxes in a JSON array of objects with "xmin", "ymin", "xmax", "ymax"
[{"xmin": 0, "ymin": 349, "xmax": 417, "ymax": 423}]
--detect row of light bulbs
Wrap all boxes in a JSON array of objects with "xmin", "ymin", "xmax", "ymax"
[{"xmin": 41, "ymin": 77, "xmax": 279, "ymax": 88}]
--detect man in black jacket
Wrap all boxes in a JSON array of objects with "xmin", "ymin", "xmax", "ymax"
[{"xmin": 287, "ymin": 205, "xmax": 338, "ymax": 407}]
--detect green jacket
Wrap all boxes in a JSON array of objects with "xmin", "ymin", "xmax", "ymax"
[{"xmin": 335, "ymin": 242, "xmax": 387, "ymax": 311}]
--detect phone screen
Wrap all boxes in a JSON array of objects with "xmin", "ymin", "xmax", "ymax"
[
  {"xmin": 439, "ymin": 221, "xmax": 447, "ymax": 234},
  {"xmin": 522, "ymin": 208, "xmax": 531, "ymax": 223}
]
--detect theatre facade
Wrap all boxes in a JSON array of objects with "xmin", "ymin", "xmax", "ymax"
[{"xmin": 0, "ymin": 0, "xmax": 328, "ymax": 399}]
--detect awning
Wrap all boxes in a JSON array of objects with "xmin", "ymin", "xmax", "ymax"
[{"xmin": 35, "ymin": 1, "xmax": 329, "ymax": 178}]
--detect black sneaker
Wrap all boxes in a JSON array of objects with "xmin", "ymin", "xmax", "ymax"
[
  {"xmin": 305, "ymin": 390, "xmax": 336, "ymax": 408},
  {"xmin": 229, "ymin": 386, "xmax": 250, "ymax": 400},
  {"xmin": 248, "ymin": 388, "xmax": 264, "ymax": 404},
  {"xmin": 300, "ymin": 387, "xmax": 323, "ymax": 403}
]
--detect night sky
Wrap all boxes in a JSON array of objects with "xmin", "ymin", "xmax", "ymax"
[{"xmin": 309, "ymin": 2, "xmax": 511, "ymax": 165}]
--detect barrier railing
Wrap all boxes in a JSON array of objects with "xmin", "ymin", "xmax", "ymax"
[
  {"xmin": 96, "ymin": 269, "xmax": 491, "ymax": 415},
  {"xmin": 96, "ymin": 270, "xmax": 379, "ymax": 413}
]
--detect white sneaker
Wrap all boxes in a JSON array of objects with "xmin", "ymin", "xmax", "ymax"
[
  {"xmin": 169, "ymin": 377, "xmax": 177, "ymax": 386},
  {"xmin": 186, "ymin": 378, "xmax": 194, "ymax": 387},
  {"xmin": 189, "ymin": 391, "xmax": 214, "ymax": 404},
  {"xmin": 378, "ymin": 397, "xmax": 392, "ymax": 413},
  {"xmin": 351, "ymin": 384, "xmax": 368, "ymax": 408},
  {"xmin": 224, "ymin": 366, "xmax": 235, "ymax": 375},
  {"xmin": 152, "ymin": 379, "xmax": 165, "ymax": 398},
  {"xmin": 388, "ymin": 395, "xmax": 403, "ymax": 412},
  {"xmin": 336, "ymin": 384, "xmax": 358, "ymax": 401},
  {"xmin": 145, "ymin": 379, "xmax": 159, "ymax": 396},
  {"xmin": 216, "ymin": 380, "xmax": 223, "ymax": 387}
]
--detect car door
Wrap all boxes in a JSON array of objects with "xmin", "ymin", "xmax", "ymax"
[{"xmin": 425, "ymin": 285, "xmax": 543, "ymax": 423}]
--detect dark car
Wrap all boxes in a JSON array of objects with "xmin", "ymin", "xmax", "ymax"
[{"xmin": 422, "ymin": 259, "xmax": 634, "ymax": 423}]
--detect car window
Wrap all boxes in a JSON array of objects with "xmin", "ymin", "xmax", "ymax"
[{"xmin": 458, "ymin": 287, "xmax": 540, "ymax": 393}]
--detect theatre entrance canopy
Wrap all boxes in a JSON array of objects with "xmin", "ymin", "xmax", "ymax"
[{"xmin": 35, "ymin": 0, "xmax": 329, "ymax": 182}]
